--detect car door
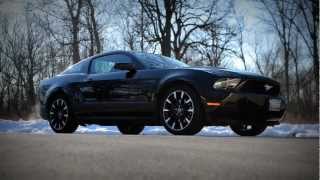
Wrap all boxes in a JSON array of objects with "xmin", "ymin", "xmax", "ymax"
[{"xmin": 79, "ymin": 53, "xmax": 153, "ymax": 116}]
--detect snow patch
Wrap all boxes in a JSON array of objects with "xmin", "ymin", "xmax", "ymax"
[{"xmin": 0, "ymin": 119, "xmax": 318, "ymax": 138}]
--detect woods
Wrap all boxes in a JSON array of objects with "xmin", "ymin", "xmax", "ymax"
[{"xmin": 0, "ymin": 0, "xmax": 318, "ymax": 122}]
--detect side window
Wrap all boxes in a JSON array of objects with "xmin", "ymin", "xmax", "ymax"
[
  {"xmin": 91, "ymin": 58, "xmax": 115, "ymax": 74},
  {"xmin": 90, "ymin": 54, "xmax": 133, "ymax": 74}
]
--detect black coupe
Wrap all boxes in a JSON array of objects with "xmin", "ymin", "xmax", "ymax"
[{"xmin": 39, "ymin": 51, "xmax": 286, "ymax": 136}]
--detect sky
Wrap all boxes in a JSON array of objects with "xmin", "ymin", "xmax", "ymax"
[
  {"xmin": 233, "ymin": 0, "xmax": 271, "ymax": 70},
  {"xmin": 0, "ymin": 0, "xmax": 272, "ymax": 71}
]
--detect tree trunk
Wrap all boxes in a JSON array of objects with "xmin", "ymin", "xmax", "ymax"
[
  {"xmin": 0, "ymin": 90, "xmax": 4, "ymax": 111},
  {"xmin": 293, "ymin": 54, "xmax": 300, "ymax": 104},
  {"xmin": 27, "ymin": 74, "xmax": 36, "ymax": 106},
  {"xmin": 284, "ymin": 48, "xmax": 290, "ymax": 102},
  {"xmin": 89, "ymin": 30, "xmax": 94, "ymax": 56},
  {"xmin": 293, "ymin": 37, "xmax": 300, "ymax": 103},
  {"xmin": 86, "ymin": 9, "xmax": 94, "ymax": 56},
  {"xmin": 6, "ymin": 85, "xmax": 10, "ymax": 112},
  {"xmin": 72, "ymin": 21, "xmax": 80, "ymax": 64},
  {"xmin": 173, "ymin": 48, "xmax": 181, "ymax": 59},
  {"xmin": 87, "ymin": 0, "xmax": 101, "ymax": 54},
  {"xmin": 161, "ymin": 0, "xmax": 174, "ymax": 57},
  {"xmin": 312, "ymin": 0, "xmax": 319, "ymax": 114},
  {"xmin": 161, "ymin": 26, "xmax": 171, "ymax": 57},
  {"xmin": 65, "ymin": 0, "xmax": 82, "ymax": 64},
  {"xmin": 140, "ymin": 3, "xmax": 144, "ymax": 52}
]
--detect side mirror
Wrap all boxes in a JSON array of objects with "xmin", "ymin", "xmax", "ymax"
[{"xmin": 114, "ymin": 63, "xmax": 136, "ymax": 72}]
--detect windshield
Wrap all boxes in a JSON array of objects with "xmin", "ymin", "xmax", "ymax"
[
  {"xmin": 134, "ymin": 53, "xmax": 190, "ymax": 69},
  {"xmin": 61, "ymin": 59, "xmax": 88, "ymax": 74}
]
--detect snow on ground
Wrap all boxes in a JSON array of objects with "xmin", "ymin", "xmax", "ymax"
[{"xmin": 0, "ymin": 119, "xmax": 318, "ymax": 138}]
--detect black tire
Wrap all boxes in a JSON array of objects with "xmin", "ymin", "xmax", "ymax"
[
  {"xmin": 47, "ymin": 95, "xmax": 78, "ymax": 133},
  {"xmin": 159, "ymin": 84, "xmax": 203, "ymax": 135},
  {"xmin": 230, "ymin": 122, "xmax": 267, "ymax": 136},
  {"xmin": 117, "ymin": 124, "xmax": 144, "ymax": 135}
]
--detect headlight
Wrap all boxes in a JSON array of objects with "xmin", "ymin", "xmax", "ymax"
[{"xmin": 213, "ymin": 78, "xmax": 241, "ymax": 90}]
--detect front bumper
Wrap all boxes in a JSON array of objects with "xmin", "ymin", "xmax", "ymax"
[{"xmin": 203, "ymin": 92, "xmax": 286, "ymax": 124}]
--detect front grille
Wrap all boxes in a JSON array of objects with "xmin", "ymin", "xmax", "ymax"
[{"xmin": 238, "ymin": 80, "xmax": 280, "ymax": 96}]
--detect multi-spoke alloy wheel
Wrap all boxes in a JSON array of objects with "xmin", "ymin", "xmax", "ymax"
[
  {"xmin": 163, "ymin": 90, "xmax": 194, "ymax": 131},
  {"xmin": 160, "ymin": 85, "xmax": 203, "ymax": 135},
  {"xmin": 48, "ymin": 97, "xmax": 78, "ymax": 133}
]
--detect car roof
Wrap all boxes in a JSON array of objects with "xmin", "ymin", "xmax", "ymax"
[
  {"xmin": 95, "ymin": 50, "xmax": 134, "ymax": 57},
  {"xmin": 83, "ymin": 50, "xmax": 137, "ymax": 61}
]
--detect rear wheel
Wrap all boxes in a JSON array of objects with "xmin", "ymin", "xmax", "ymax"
[
  {"xmin": 48, "ymin": 96, "xmax": 78, "ymax": 133},
  {"xmin": 160, "ymin": 85, "xmax": 203, "ymax": 135},
  {"xmin": 117, "ymin": 124, "xmax": 144, "ymax": 135},
  {"xmin": 230, "ymin": 121, "xmax": 267, "ymax": 136}
]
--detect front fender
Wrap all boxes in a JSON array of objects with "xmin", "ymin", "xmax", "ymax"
[
  {"xmin": 44, "ymin": 86, "xmax": 73, "ymax": 107},
  {"xmin": 156, "ymin": 69, "xmax": 216, "ymax": 97}
]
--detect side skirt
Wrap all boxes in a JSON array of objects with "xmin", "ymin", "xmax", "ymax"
[{"xmin": 75, "ymin": 115, "xmax": 160, "ymax": 126}]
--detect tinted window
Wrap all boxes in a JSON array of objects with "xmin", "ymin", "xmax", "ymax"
[
  {"xmin": 90, "ymin": 54, "xmax": 132, "ymax": 74},
  {"xmin": 134, "ymin": 53, "xmax": 189, "ymax": 69},
  {"xmin": 61, "ymin": 60, "xmax": 86, "ymax": 74}
]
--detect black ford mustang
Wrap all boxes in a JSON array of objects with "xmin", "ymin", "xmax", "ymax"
[{"xmin": 39, "ymin": 51, "xmax": 286, "ymax": 136}]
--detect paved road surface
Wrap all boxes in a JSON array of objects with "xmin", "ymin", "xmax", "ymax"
[{"xmin": 0, "ymin": 134, "xmax": 318, "ymax": 180}]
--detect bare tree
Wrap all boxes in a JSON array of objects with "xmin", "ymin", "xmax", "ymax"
[
  {"xmin": 138, "ymin": 0, "xmax": 176, "ymax": 56},
  {"xmin": 34, "ymin": 0, "xmax": 106, "ymax": 65},
  {"xmin": 251, "ymin": 36, "xmax": 282, "ymax": 79},
  {"xmin": 195, "ymin": 22, "xmax": 236, "ymax": 67},
  {"xmin": 0, "ymin": 8, "xmax": 47, "ymax": 116},
  {"xmin": 170, "ymin": 0, "xmax": 217, "ymax": 59},
  {"xmin": 83, "ymin": 0, "xmax": 102, "ymax": 55},
  {"xmin": 290, "ymin": 33, "xmax": 301, "ymax": 103},
  {"xmin": 233, "ymin": 19, "xmax": 247, "ymax": 70},
  {"xmin": 287, "ymin": 0, "xmax": 319, "ymax": 111},
  {"xmin": 34, "ymin": 0, "xmax": 84, "ymax": 64},
  {"xmin": 64, "ymin": 0, "xmax": 83, "ymax": 63},
  {"xmin": 0, "ymin": 19, "xmax": 27, "ymax": 115},
  {"xmin": 117, "ymin": 0, "xmax": 154, "ymax": 52},
  {"xmin": 258, "ymin": 0, "xmax": 298, "ymax": 102},
  {"xmin": 24, "ymin": 9, "xmax": 45, "ymax": 106},
  {"xmin": 138, "ymin": 0, "xmax": 234, "ymax": 61}
]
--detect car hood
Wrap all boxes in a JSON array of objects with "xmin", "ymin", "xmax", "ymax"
[{"xmin": 188, "ymin": 67, "xmax": 275, "ymax": 81}]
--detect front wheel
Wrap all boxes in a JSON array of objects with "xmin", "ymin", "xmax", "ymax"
[
  {"xmin": 230, "ymin": 122, "xmax": 267, "ymax": 136},
  {"xmin": 160, "ymin": 85, "xmax": 203, "ymax": 135},
  {"xmin": 48, "ymin": 97, "xmax": 78, "ymax": 133},
  {"xmin": 117, "ymin": 124, "xmax": 144, "ymax": 135}
]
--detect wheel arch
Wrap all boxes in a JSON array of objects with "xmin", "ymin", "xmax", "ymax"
[
  {"xmin": 45, "ymin": 87, "xmax": 71, "ymax": 113},
  {"xmin": 155, "ymin": 78, "xmax": 205, "ymax": 118},
  {"xmin": 157, "ymin": 79, "xmax": 200, "ymax": 99},
  {"xmin": 155, "ymin": 69, "xmax": 214, "ymax": 104}
]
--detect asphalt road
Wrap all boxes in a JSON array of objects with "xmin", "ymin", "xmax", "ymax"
[{"xmin": 0, "ymin": 134, "xmax": 318, "ymax": 180}]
